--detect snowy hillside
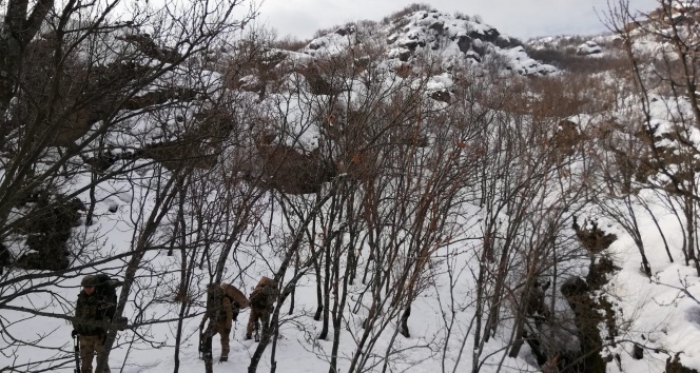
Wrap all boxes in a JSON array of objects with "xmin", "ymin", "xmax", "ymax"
[
  {"xmin": 3, "ymin": 2, "xmax": 700, "ymax": 373},
  {"xmin": 302, "ymin": 7, "xmax": 558, "ymax": 76}
]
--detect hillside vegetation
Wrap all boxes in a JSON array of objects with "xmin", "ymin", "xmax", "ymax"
[{"xmin": 2, "ymin": 1, "xmax": 700, "ymax": 373}]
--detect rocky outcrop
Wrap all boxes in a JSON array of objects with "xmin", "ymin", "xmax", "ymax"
[
  {"xmin": 577, "ymin": 41, "xmax": 602, "ymax": 56},
  {"xmin": 0, "ymin": 243, "xmax": 9, "ymax": 275},
  {"xmin": 573, "ymin": 216, "xmax": 617, "ymax": 255},
  {"xmin": 301, "ymin": 8, "xmax": 556, "ymax": 76},
  {"xmin": 254, "ymin": 133, "xmax": 337, "ymax": 195},
  {"xmin": 560, "ymin": 277, "xmax": 607, "ymax": 373},
  {"xmin": 667, "ymin": 353, "xmax": 700, "ymax": 373},
  {"xmin": 14, "ymin": 192, "xmax": 86, "ymax": 271}
]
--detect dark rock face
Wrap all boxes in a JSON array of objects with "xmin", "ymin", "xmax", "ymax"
[
  {"xmin": 401, "ymin": 40, "xmax": 426, "ymax": 51},
  {"xmin": 15, "ymin": 193, "xmax": 85, "ymax": 271},
  {"xmin": 254, "ymin": 135, "xmax": 337, "ymax": 195},
  {"xmin": 456, "ymin": 35, "xmax": 471, "ymax": 54},
  {"xmin": 573, "ymin": 216, "xmax": 617, "ymax": 254},
  {"xmin": 471, "ymin": 42, "xmax": 487, "ymax": 56},
  {"xmin": 469, "ymin": 28, "xmax": 500, "ymax": 43},
  {"xmin": 16, "ymin": 250, "xmax": 70, "ymax": 271},
  {"xmin": 633, "ymin": 344, "xmax": 644, "ymax": 360},
  {"xmin": 0, "ymin": 243, "xmax": 9, "ymax": 275},
  {"xmin": 298, "ymin": 64, "xmax": 344, "ymax": 96},
  {"xmin": 561, "ymin": 276, "xmax": 589, "ymax": 298},
  {"xmin": 428, "ymin": 21, "xmax": 444, "ymax": 34},
  {"xmin": 525, "ymin": 254, "xmax": 621, "ymax": 373},
  {"xmin": 429, "ymin": 89, "xmax": 451, "ymax": 103},
  {"xmin": 494, "ymin": 35, "xmax": 522, "ymax": 49},
  {"xmin": 560, "ymin": 277, "xmax": 607, "ymax": 373},
  {"xmin": 667, "ymin": 353, "xmax": 700, "ymax": 373},
  {"xmin": 398, "ymin": 49, "xmax": 412, "ymax": 62}
]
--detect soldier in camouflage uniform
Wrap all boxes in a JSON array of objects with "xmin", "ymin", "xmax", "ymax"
[
  {"xmin": 200, "ymin": 282, "xmax": 249, "ymax": 361},
  {"xmin": 246, "ymin": 276, "xmax": 277, "ymax": 341},
  {"xmin": 72, "ymin": 275, "xmax": 114, "ymax": 373}
]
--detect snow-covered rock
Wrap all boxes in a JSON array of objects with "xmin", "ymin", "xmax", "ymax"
[
  {"xmin": 301, "ymin": 9, "xmax": 558, "ymax": 76},
  {"xmin": 577, "ymin": 40, "xmax": 602, "ymax": 56}
]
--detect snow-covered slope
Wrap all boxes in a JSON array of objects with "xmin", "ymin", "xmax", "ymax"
[
  {"xmin": 5, "ymin": 3, "xmax": 700, "ymax": 373},
  {"xmin": 302, "ymin": 9, "xmax": 557, "ymax": 76}
]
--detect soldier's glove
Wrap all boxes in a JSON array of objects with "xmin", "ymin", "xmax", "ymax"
[
  {"xmin": 116, "ymin": 317, "xmax": 128, "ymax": 331},
  {"xmin": 71, "ymin": 329, "xmax": 78, "ymax": 338}
]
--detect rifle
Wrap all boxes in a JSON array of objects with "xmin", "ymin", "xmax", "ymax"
[{"xmin": 72, "ymin": 331, "xmax": 81, "ymax": 373}]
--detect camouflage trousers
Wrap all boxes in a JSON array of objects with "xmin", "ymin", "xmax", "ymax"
[
  {"xmin": 79, "ymin": 335, "xmax": 111, "ymax": 373},
  {"xmin": 246, "ymin": 308, "xmax": 270, "ymax": 339},
  {"xmin": 213, "ymin": 322, "xmax": 231, "ymax": 359}
]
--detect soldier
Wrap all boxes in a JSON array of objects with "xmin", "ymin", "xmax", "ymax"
[
  {"xmin": 72, "ymin": 275, "xmax": 114, "ymax": 373},
  {"xmin": 200, "ymin": 282, "xmax": 249, "ymax": 362},
  {"xmin": 246, "ymin": 276, "xmax": 277, "ymax": 341}
]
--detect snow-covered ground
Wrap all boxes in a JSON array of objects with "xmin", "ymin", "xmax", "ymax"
[{"xmin": 6, "ymin": 144, "xmax": 700, "ymax": 373}]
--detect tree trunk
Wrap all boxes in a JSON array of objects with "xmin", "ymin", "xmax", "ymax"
[
  {"xmin": 399, "ymin": 304, "xmax": 411, "ymax": 338},
  {"xmin": 95, "ymin": 172, "xmax": 181, "ymax": 373},
  {"xmin": 248, "ymin": 190, "xmax": 335, "ymax": 373},
  {"xmin": 328, "ymin": 228, "xmax": 350, "ymax": 373},
  {"xmin": 202, "ymin": 321, "xmax": 215, "ymax": 373},
  {"xmin": 318, "ymin": 227, "xmax": 331, "ymax": 339}
]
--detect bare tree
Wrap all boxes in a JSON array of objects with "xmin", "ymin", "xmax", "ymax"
[
  {"xmin": 0, "ymin": 0, "xmax": 254, "ymax": 370},
  {"xmin": 605, "ymin": 0, "xmax": 700, "ymax": 274}
]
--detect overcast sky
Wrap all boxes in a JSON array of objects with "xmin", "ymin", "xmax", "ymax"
[{"xmin": 246, "ymin": 0, "xmax": 659, "ymax": 40}]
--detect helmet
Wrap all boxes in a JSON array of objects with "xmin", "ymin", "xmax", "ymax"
[{"xmin": 81, "ymin": 275, "xmax": 99, "ymax": 287}]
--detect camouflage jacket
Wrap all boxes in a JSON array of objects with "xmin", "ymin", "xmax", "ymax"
[
  {"xmin": 250, "ymin": 277, "xmax": 277, "ymax": 311},
  {"xmin": 201, "ymin": 283, "xmax": 250, "ymax": 330},
  {"xmin": 72, "ymin": 290, "xmax": 114, "ymax": 336}
]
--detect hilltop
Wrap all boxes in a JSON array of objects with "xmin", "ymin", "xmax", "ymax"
[{"xmin": 299, "ymin": 6, "xmax": 556, "ymax": 76}]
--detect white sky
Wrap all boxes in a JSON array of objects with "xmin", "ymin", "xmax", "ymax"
[{"xmin": 246, "ymin": 0, "xmax": 659, "ymax": 40}]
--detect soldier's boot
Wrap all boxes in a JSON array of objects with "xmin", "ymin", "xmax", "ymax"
[
  {"xmin": 245, "ymin": 321, "xmax": 253, "ymax": 339},
  {"xmin": 246, "ymin": 311, "xmax": 257, "ymax": 340},
  {"xmin": 219, "ymin": 327, "xmax": 231, "ymax": 361},
  {"xmin": 220, "ymin": 343, "xmax": 229, "ymax": 362}
]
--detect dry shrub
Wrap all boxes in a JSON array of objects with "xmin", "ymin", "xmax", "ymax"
[
  {"xmin": 253, "ymin": 132, "xmax": 337, "ymax": 195},
  {"xmin": 173, "ymin": 288, "xmax": 196, "ymax": 304},
  {"xmin": 453, "ymin": 11, "xmax": 470, "ymax": 21},
  {"xmin": 552, "ymin": 120, "xmax": 582, "ymax": 157},
  {"xmin": 357, "ymin": 19, "xmax": 379, "ymax": 31},
  {"xmin": 646, "ymin": 59, "xmax": 700, "ymax": 96},
  {"xmin": 313, "ymin": 24, "xmax": 344, "ymax": 38},
  {"xmin": 524, "ymin": 44, "xmax": 629, "ymax": 74},
  {"xmin": 527, "ymin": 75, "xmax": 616, "ymax": 116},
  {"xmin": 666, "ymin": 352, "xmax": 700, "ymax": 373},
  {"xmin": 382, "ymin": 3, "xmax": 436, "ymax": 25},
  {"xmin": 273, "ymin": 36, "xmax": 310, "ymax": 51},
  {"xmin": 497, "ymin": 74, "xmax": 616, "ymax": 118}
]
